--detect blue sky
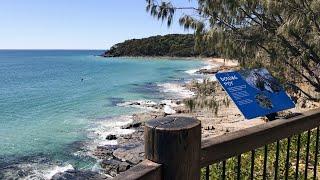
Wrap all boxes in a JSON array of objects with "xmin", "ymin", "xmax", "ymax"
[{"xmin": 0, "ymin": 0, "xmax": 195, "ymax": 50}]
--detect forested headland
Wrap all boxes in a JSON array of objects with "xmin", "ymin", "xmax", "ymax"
[{"xmin": 102, "ymin": 34, "xmax": 217, "ymax": 57}]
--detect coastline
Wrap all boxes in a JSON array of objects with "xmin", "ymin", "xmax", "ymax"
[
  {"xmin": 52, "ymin": 56, "xmax": 319, "ymax": 179},
  {"xmin": 1, "ymin": 53, "xmax": 210, "ymax": 180},
  {"xmin": 66, "ymin": 57, "xmax": 248, "ymax": 178},
  {"xmin": 103, "ymin": 55, "xmax": 237, "ymax": 64},
  {"xmin": 51, "ymin": 57, "xmax": 227, "ymax": 178},
  {"xmin": 51, "ymin": 57, "xmax": 260, "ymax": 178}
]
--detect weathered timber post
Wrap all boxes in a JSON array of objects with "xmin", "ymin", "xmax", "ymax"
[{"xmin": 145, "ymin": 116, "xmax": 201, "ymax": 180}]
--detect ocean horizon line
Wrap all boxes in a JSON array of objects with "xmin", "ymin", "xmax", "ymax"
[{"xmin": 0, "ymin": 49, "xmax": 105, "ymax": 51}]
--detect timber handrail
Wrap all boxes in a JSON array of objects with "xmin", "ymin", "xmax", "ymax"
[
  {"xmin": 114, "ymin": 108, "xmax": 320, "ymax": 180},
  {"xmin": 200, "ymin": 108, "xmax": 320, "ymax": 167},
  {"xmin": 113, "ymin": 160, "xmax": 162, "ymax": 180}
]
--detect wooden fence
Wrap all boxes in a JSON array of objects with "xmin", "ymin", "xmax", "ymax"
[{"xmin": 114, "ymin": 108, "xmax": 320, "ymax": 180}]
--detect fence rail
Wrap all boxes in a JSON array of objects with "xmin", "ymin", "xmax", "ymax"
[
  {"xmin": 114, "ymin": 108, "xmax": 320, "ymax": 180},
  {"xmin": 114, "ymin": 160, "xmax": 162, "ymax": 180},
  {"xmin": 201, "ymin": 108, "xmax": 320, "ymax": 167}
]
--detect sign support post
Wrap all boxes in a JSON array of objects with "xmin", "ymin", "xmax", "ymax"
[{"xmin": 266, "ymin": 113, "xmax": 278, "ymax": 121}]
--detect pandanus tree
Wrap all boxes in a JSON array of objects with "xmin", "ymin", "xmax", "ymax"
[{"xmin": 146, "ymin": 0, "xmax": 320, "ymax": 98}]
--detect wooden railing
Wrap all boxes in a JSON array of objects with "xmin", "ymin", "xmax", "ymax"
[{"xmin": 114, "ymin": 108, "xmax": 320, "ymax": 180}]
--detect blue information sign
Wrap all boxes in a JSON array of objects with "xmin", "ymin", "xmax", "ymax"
[{"xmin": 215, "ymin": 68, "xmax": 295, "ymax": 119}]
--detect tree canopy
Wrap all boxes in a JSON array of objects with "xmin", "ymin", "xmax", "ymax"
[
  {"xmin": 103, "ymin": 34, "xmax": 217, "ymax": 57},
  {"xmin": 146, "ymin": 0, "xmax": 320, "ymax": 95}
]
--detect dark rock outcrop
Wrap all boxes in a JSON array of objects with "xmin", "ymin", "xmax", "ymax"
[
  {"xmin": 100, "ymin": 159, "xmax": 131, "ymax": 177},
  {"xmin": 51, "ymin": 170, "xmax": 108, "ymax": 180},
  {"xmin": 93, "ymin": 146, "xmax": 114, "ymax": 159},
  {"xmin": 196, "ymin": 65, "xmax": 237, "ymax": 74},
  {"xmin": 105, "ymin": 134, "xmax": 117, "ymax": 140}
]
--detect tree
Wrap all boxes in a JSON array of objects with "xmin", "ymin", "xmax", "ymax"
[{"xmin": 146, "ymin": 0, "xmax": 320, "ymax": 96}]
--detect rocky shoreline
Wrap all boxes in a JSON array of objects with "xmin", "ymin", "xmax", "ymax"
[
  {"xmin": 51, "ymin": 58, "xmax": 319, "ymax": 179},
  {"xmin": 92, "ymin": 100, "xmax": 186, "ymax": 177}
]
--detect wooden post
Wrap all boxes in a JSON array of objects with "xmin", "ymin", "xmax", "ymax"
[{"xmin": 145, "ymin": 116, "xmax": 201, "ymax": 180}]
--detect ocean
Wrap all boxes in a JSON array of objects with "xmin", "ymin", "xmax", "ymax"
[{"xmin": 0, "ymin": 50, "xmax": 204, "ymax": 179}]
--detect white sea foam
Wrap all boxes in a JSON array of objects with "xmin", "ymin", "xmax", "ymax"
[
  {"xmin": 89, "ymin": 116, "xmax": 135, "ymax": 147},
  {"xmin": 185, "ymin": 78, "xmax": 203, "ymax": 84},
  {"xmin": 2, "ymin": 162, "xmax": 75, "ymax": 180},
  {"xmin": 158, "ymin": 83, "xmax": 195, "ymax": 98},
  {"xmin": 117, "ymin": 100, "xmax": 158, "ymax": 111},
  {"xmin": 202, "ymin": 64, "xmax": 220, "ymax": 70},
  {"xmin": 185, "ymin": 69, "xmax": 199, "ymax": 75},
  {"xmin": 185, "ymin": 62, "xmax": 221, "ymax": 76},
  {"xmin": 44, "ymin": 164, "xmax": 74, "ymax": 179},
  {"xmin": 160, "ymin": 99, "xmax": 179, "ymax": 107},
  {"xmin": 183, "ymin": 61, "xmax": 221, "ymax": 86}
]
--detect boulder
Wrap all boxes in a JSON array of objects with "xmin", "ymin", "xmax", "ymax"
[
  {"xmin": 105, "ymin": 134, "xmax": 117, "ymax": 140},
  {"xmin": 118, "ymin": 162, "xmax": 131, "ymax": 172},
  {"xmin": 196, "ymin": 68, "xmax": 219, "ymax": 74},
  {"xmin": 93, "ymin": 146, "xmax": 114, "ymax": 159},
  {"xmin": 120, "ymin": 122, "xmax": 142, "ymax": 129},
  {"xmin": 113, "ymin": 145, "xmax": 144, "ymax": 165},
  {"xmin": 196, "ymin": 65, "xmax": 236, "ymax": 74},
  {"xmin": 51, "ymin": 170, "xmax": 107, "ymax": 180},
  {"xmin": 117, "ymin": 129, "xmax": 144, "ymax": 146},
  {"xmin": 121, "ymin": 112, "xmax": 165, "ymax": 129},
  {"xmin": 173, "ymin": 106, "xmax": 188, "ymax": 114},
  {"xmin": 100, "ymin": 159, "xmax": 121, "ymax": 177}
]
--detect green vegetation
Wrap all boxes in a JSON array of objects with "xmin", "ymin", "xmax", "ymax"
[
  {"xmin": 146, "ymin": 0, "xmax": 320, "ymax": 99},
  {"xmin": 103, "ymin": 34, "xmax": 217, "ymax": 57},
  {"xmin": 184, "ymin": 79, "xmax": 230, "ymax": 116},
  {"xmin": 144, "ymin": 1, "xmax": 320, "ymax": 178},
  {"xmin": 200, "ymin": 128, "xmax": 320, "ymax": 179}
]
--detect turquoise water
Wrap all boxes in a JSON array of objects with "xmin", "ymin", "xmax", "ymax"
[{"xmin": 0, "ymin": 50, "xmax": 203, "ymax": 178}]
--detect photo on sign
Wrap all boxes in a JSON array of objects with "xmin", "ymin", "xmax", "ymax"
[{"xmin": 239, "ymin": 68, "xmax": 282, "ymax": 109}]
